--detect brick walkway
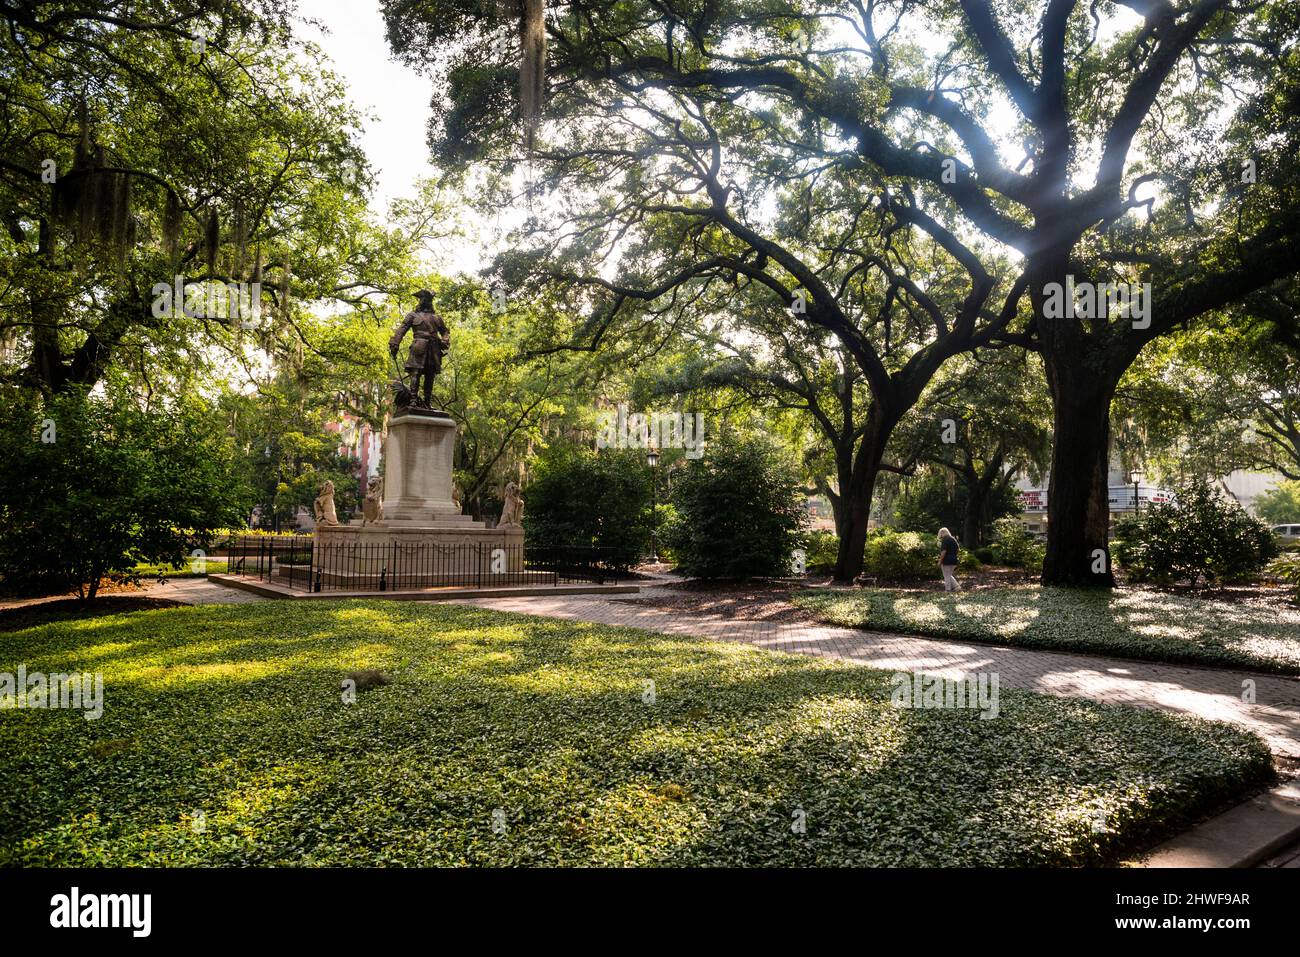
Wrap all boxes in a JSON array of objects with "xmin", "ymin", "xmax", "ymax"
[
  {"xmin": 450, "ymin": 587, "xmax": 1300, "ymax": 759},
  {"xmin": 152, "ymin": 578, "xmax": 269, "ymax": 604},
  {"xmin": 0, "ymin": 578, "xmax": 269, "ymax": 612}
]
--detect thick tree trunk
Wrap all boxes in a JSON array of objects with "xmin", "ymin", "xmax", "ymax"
[
  {"xmin": 832, "ymin": 481, "xmax": 873, "ymax": 583},
  {"xmin": 961, "ymin": 450, "xmax": 1005, "ymax": 547},
  {"xmin": 828, "ymin": 493, "xmax": 846, "ymax": 541},
  {"xmin": 29, "ymin": 219, "xmax": 65, "ymax": 398},
  {"xmin": 962, "ymin": 485, "xmax": 984, "ymax": 549},
  {"xmin": 957, "ymin": 459, "xmax": 984, "ymax": 547},
  {"xmin": 1028, "ymin": 243, "xmax": 1120, "ymax": 588},
  {"xmin": 832, "ymin": 424, "xmax": 888, "ymax": 583},
  {"xmin": 1040, "ymin": 361, "xmax": 1118, "ymax": 586}
]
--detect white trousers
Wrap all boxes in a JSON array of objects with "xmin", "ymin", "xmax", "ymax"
[{"xmin": 941, "ymin": 564, "xmax": 961, "ymax": 591}]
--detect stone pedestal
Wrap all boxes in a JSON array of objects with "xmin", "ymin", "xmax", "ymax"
[
  {"xmin": 382, "ymin": 413, "xmax": 466, "ymax": 525},
  {"xmin": 304, "ymin": 411, "xmax": 526, "ymax": 589}
]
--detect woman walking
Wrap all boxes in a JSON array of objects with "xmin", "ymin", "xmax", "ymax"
[{"xmin": 937, "ymin": 527, "xmax": 962, "ymax": 592}]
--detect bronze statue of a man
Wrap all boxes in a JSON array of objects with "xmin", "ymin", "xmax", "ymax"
[{"xmin": 389, "ymin": 289, "xmax": 450, "ymax": 409}]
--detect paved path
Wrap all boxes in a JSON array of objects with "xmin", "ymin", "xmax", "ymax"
[
  {"xmin": 449, "ymin": 588, "xmax": 1300, "ymax": 759},
  {"xmin": 150, "ymin": 577, "xmax": 270, "ymax": 604},
  {"xmin": 0, "ymin": 577, "xmax": 269, "ymax": 612},
  {"xmin": 141, "ymin": 578, "xmax": 1300, "ymax": 758}
]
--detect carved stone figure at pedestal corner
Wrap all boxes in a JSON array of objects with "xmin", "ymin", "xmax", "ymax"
[
  {"xmin": 388, "ymin": 289, "xmax": 450, "ymax": 413},
  {"xmin": 314, "ymin": 480, "xmax": 339, "ymax": 526},
  {"xmin": 361, "ymin": 475, "xmax": 384, "ymax": 526},
  {"xmin": 499, "ymin": 481, "xmax": 524, "ymax": 528}
]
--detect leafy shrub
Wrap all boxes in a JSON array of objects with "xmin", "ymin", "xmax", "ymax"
[
  {"xmin": 133, "ymin": 560, "xmax": 229, "ymax": 578},
  {"xmin": 662, "ymin": 435, "xmax": 806, "ymax": 578},
  {"xmin": 864, "ymin": 531, "xmax": 938, "ymax": 580},
  {"xmin": 892, "ymin": 472, "xmax": 963, "ymax": 535},
  {"xmin": 523, "ymin": 444, "xmax": 651, "ymax": 568},
  {"xmin": 863, "ymin": 529, "xmax": 980, "ymax": 578},
  {"xmin": 800, "ymin": 529, "xmax": 840, "ymax": 574},
  {"xmin": 650, "ymin": 501, "xmax": 679, "ymax": 564},
  {"xmin": 1113, "ymin": 481, "xmax": 1278, "ymax": 587},
  {"xmin": 0, "ymin": 391, "xmax": 251, "ymax": 600},
  {"xmin": 1267, "ymin": 553, "xmax": 1300, "ymax": 598},
  {"xmin": 988, "ymin": 517, "xmax": 1045, "ymax": 570}
]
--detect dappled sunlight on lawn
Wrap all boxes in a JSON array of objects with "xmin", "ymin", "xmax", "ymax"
[
  {"xmin": 327, "ymin": 606, "xmax": 411, "ymax": 632},
  {"xmin": 124, "ymin": 659, "xmax": 292, "ymax": 687},
  {"xmin": 954, "ymin": 591, "xmax": 1043, "ymax": 636},
  {"xmin": 491, "ymin": 634, "xmax": 745, "ymax": 698},
  {"xmin": 463, "ymin": 650, "xmax": 517, "ymax": 669},
  {"xmin": 1128, "ymin": 622, "xmax": 1195, "ymax": 641},
  {"xmin": 23, "ymin": 640, "xmax": 141, "ymax": 672},
  {"xmin": 891, "ymin": 595, "xmax": 953, "ymax": 628},
  {"xmin": 213, "ymin": 766, "xmax": 307, "ymax": 838},
  {"xmin": 0, "ymin": 599, "xmax": 1275, "ymax": 867},
  {"xmin": 578, "ymin": 782, "xmax": 706, "ymax": 864}
]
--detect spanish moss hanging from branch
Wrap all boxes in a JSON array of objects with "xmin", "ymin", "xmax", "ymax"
[
  {"xmin": 205, "ymin": 208, "xmax": 220, "ymax": 275},
  {"xmin": 162, "ymin": 190, "xmax": 183, "ymax": 263},
  {"xmin": 49, "ymin": 104, "xmax": 138, "ymax": 261}
]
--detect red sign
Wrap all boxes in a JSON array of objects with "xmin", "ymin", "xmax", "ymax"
[{"xmin": 1018, "ymin": 490, "xmax": 1046, "ymax": 510}]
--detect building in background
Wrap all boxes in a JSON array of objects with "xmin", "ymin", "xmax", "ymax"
[
  {"xmin": 1014, "ymin": 469, "xmax": 1172, "ymax": 539},
  {"xmin": 1015, "ymin": 462, "xmax": 1282, "ymax": 538},
  {"xmin": 1220, "ymin": 470, "xmax": 1284, "ymax": 514},
  {"xmin": 325, "ymin": 414, "xmax": 383, "ymax": 501}
]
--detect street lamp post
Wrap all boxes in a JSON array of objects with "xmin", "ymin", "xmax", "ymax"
[
  {"xmin": 1129, "ymin": 469, "xmax": 1144, "ymax": 517},
  {"xmin": 647, "ymin": 449, "xmax": 660, "ymax": 563}
]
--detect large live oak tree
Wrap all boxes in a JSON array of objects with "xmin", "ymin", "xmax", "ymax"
[{"xmin": 387, "ymin": 0, "xmax": 1300, "ymax": 584}]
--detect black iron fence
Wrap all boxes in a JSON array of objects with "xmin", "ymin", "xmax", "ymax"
[{"xmin": 225, "ymin": 536, "xmax": 622, "ymax": 592}]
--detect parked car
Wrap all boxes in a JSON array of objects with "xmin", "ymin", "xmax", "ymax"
[{"xmin": 1272, "ymin": 524, "xmax": 1300, "ymax": 543}]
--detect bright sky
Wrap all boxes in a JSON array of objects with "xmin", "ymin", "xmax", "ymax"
[
  {"xmin": 295, "ymin": 0, "xmax": 506, "ymax": 276},
  {"xmin": 296, "ymin": 0, "xmax": 435, "ymax": 214}
]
